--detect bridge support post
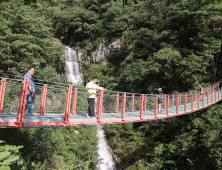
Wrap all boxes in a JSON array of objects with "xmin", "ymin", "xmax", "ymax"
[
  {"xmin": 218, "ymin": 88, "xmax": 220, "ymax": 101},
  {"xmin": 190, "ymin": 92, "xmax": 192, "ymax": 105},
  {"xmin": 115, "ymin": 93, "xmax": 119, "ymax": 114},
  {"xmin": 207, "ymin": 92, "xmax": 209, "ymax": 106},
  {"xmin": 131, "ymin": 94, "xmax": 134, "ymax": 113},
  {"xmin": 40, "ymin": 84, "xmax": 47, "ymax": 115},
  {"xmin": 176, "ymin": 96, "xmax": 179, "ymax": 115},
  {"xmin": 179, "ymin": 93, "xmax": 181, "ymax": 106},
  {"xmin": 63, "ymin": 85, "xmax": 72, "ymax": 125},
  {"xmin": 72, "ymin": 89, "xmax": 78, "ymax": 115},
  {"xmin": 17, "ymin": 78, "xmax": 29, "ymax": 126},
  {"xmin": 197, "ymin": 94, "xmax": 200, "ymax": 110},
  {"xmin": 0, "ymin": 78, "xmax": 7, "ymax": 114},
  {"xmin": 203, "ymin": 88, "xmax": 205, "ymax": 97},
  {"xmin": 214, "ymin": 90, "xmax": 216, "ymax": 103},
  {"xmin": 202, "ymin": 92, "xmax": 205, "ymax": 108},
  {"xmin": 164, "ymin": 94, "xmax": 166, "ymax": 109},
  {"xmin": 97, "ymin": 90, "xmax": 104, "ymax": 124},
  {"xmin": 121, "ymin": 93, "xmax": 126, "ymax": 123},
  {"xmin": 184, "ymin": 96, "xmax": 187, "ymax": 113},
  {"xmin": 166, "ymin": 96, "xmax": 170, "ymax": 117},
  {"xmin": 154, "ymin": 95, "xmax": 158, "ymax": 119},
  {"xmin": 143, "ymin": 95, "xmax": 147, "ymax": 112},
  {"xmin": 195, "ymin": 91, "xmax": 197, "ymax": 102},
  {"xmin": 96, "ymin": 91, "xmax": 100, "ymax": 116},
  {"xmin": 172, "ymin": 94, "xmax": 174, "ymax": 108},
  {"xmin": 140, "ymin": 94, "xmax": 144, "ymax": 120},
  {"xmin": 191, "ymin": 95, "xmax": 194, "ymax": 111}
]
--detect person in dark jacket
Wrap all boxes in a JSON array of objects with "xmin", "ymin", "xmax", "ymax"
[{"xmin": 219, "ymin": 80, "xmax": 222, "ymax": 89}]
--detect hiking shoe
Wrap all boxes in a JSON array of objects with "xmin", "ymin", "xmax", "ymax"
[{"xmin": 86, "ymin": 115, "xmax": 91, "ymax": 118}]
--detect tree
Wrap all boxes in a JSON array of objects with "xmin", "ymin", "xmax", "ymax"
[
  {"xmin": 0, "ymin": 1, "xmax": 65, "ymax": 79},
  {"xmin": 0, "ymin": 140, "xmax": 23, "ymax": 170},
  {"xmin": 0, "ymin": 0, "xmax": 59, "ymax": 8}
]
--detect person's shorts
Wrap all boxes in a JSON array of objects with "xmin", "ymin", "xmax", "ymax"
[
  {"xmin": 158, "ymin": 100, "xmax": 163, "ymax": 104},
  {"xmin": 200, "ymin": 93, "xmax": 203, "ymax": 95}
]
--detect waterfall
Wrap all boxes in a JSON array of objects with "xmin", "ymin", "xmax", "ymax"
[
  {"xmin": 97, "ymin": 125, "xmax": 116, "ymax": 170},
  {"xmin": 65, "ymin": 46, "xmax": 83, "ymax": 84}
]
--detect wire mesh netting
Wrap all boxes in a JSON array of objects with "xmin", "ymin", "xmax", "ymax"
[
  {"xmin": 125, "ymin": 95, "xmax": 132, "ymax": 113},
  {"xmin": 71, "ymin": 90, "xmax": 93, "ymax": 115},
  {"xmin": 43, "ymin": 86, "xmax": 67, "ymax": 114},
  {"xmin": 1, "ymin": 72, "xmax": 222, "ymax": 127},
  {"xmin": 134, "ymin": 96, "xmax": 140, "ymax": 113},
  {"xmin": 32, "ymin": 84, "xmax": 43, "ymax": 114},
  {"xmin": 102, "ymin": 94, "xmax": 117, "ymax": 113},
  {"xmin": 2, "ymin": 80, "xmax": 23, "ymax": 113},
  {"xmin": 144, "ymin": 95, "xmax": 155, "ymax": 112}
]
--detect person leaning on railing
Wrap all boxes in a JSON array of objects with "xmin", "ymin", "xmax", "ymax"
[{"xmin": 86, "ymin": 76, "xmax": 107, "ymax": 118}]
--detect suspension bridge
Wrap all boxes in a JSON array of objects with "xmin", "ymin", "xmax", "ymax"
[{"xmin": 0, "ymin": 73, "xmax": 221, "ymax": 128}]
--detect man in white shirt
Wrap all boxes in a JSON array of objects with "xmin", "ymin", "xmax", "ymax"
[{"xmin": 86, "ymin": 76, "xmax": 106, "ymax": 118}]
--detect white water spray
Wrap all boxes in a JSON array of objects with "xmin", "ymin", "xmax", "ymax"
[
  {"xmin": 65, "ymin": 46, "xmax": 83, "ymax": 84},
  {"xmin": 97, "ymin": 125, "xmax": 116, "ymax": 170},
  {"xmin": 65, "ymin": 46, "xmax": 115, "ymax": 170}
]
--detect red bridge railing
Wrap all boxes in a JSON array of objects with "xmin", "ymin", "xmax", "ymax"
[{"xmin": 0, "ymin": 75, "xmax": 221, "ymax": 128}]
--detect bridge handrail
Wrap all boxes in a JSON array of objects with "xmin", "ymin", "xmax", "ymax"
[{"xmin": 0, "ymin": 73, "xmax": 221, "ymax": 128}]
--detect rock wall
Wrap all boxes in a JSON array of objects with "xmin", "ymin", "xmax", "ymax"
[{"xmin": 76, "ymin": 38, "xmax": 124, "ymax": 63}]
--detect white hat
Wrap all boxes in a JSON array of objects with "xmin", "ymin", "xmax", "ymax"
[{"xmin": 157, "ymin": 88, "xmax": 162, "ymax": 91}]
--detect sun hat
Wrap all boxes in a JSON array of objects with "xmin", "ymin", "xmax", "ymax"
[
  {"xmin": 199, "ymin": 84, "xmax": 201, "ymax": 87},
  {"xmin": 157, "ymin": 88, "xmax": 162, "ymax": 91}
]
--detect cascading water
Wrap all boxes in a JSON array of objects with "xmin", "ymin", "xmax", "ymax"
[
  {"xmin": 97, "ymin": 125, "xmax": 116, "ymax": 170},
  {"xmin": 65, "ymin": 46, "xmax": 115, "ymax": 170},
  {"xmin": 65, "ymin": 46, "xmax": 83, "ymax": 84}
]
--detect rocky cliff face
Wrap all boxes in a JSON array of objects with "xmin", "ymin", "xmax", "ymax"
[
  {"xmin": 76, "ymin": 38, "xmax": 124, "ymax": 63},
  {"xmin": 65, "ymin": 38, "xmax": 123, "ymax": 84}
]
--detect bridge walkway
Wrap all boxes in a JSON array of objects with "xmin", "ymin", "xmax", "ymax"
[{"xmin": 0, "ymin": 74, "xmax": 221, "ymax": 128}]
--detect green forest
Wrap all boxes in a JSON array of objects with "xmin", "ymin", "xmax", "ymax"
[{"xmin": 1, "ymin": 0, "xmax": 222, "ymax": 169}]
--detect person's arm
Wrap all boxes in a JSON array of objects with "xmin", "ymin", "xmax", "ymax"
[
  {"xmin": 86, "ymin": 82, "xmax": 97, "ymax": 94},
  {"xmin": 95, "ymin": 84, "xmax": 107, "ymax": 91},
  {"xmin": 29, "ymin": 84, "xmax": 34, "ymax": 98}
]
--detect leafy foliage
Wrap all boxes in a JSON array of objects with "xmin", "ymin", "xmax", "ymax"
[
  {"xmin": 47, "ymin": 0, "xmax": 222, "ymax": 93},
  {"xmin": 0, "ymin": 140, "xmax": 23, "ymax": 170},
  {"xmin": 105, "ymin": 101, "xmax": 222, "ymax": 169},
  {"xmin": 0, "ymin": 1, "xmax": 65, "ymax": 80},
  {"xmin": 0, "ymin": 126, "xmax": 99, "ymax": 169}
]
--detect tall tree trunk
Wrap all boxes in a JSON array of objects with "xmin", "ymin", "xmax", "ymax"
[{"xmin": 214, "ymin": 52, "xmax": 218, "ymax": 82}]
